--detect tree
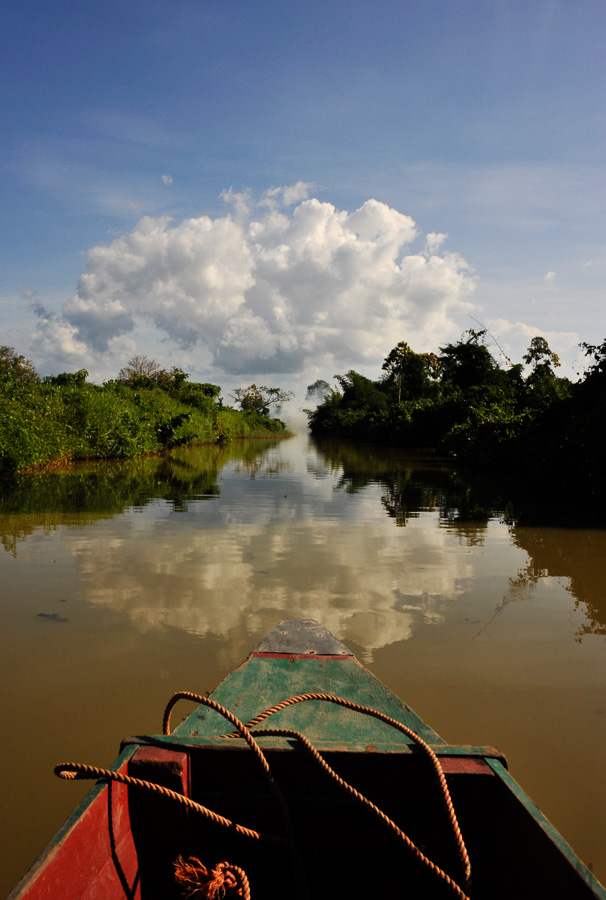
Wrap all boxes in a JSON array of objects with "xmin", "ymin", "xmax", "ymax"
[
  {"xmin": 0, "ymin": 346, "xmax": 39, "ymax": 383},
  {"xmin": 522, "ymin": 337, "xmax": 568, "ymax": 407},
  {"xmin": 118, "ymin": 355, "xmax": 163, "ymax": 383},
  {"xmin": 44, "ymin": 369, "xmax": 88, "ymax": 387},
  {"xmin": 197, "ymin": 383, "xmax": 221, "ymax": 399},
  {"xmin": 381, "ymin": 341, "xmax": 439, "ymax": 402},
  {"xmin": 334, "ymin": 370, "xmax": 388, "ymax": 412},
  {"xmin": 118, "ymin": 357, "xmax": 190, "ymax": 388},
  {"xmin": 580, "ymin": 338, "xmax": 606, "ymax": 382},
  {"xmin": 523, "ymin": 336, "xmax": 561, "ymax": 375},
  {"xmin": 168, "ymin": 367, "xmax": 189, "ymax": 387},
  {"xmin": 305, "ymin": 379, "xmax": 331, "ymax": 402},
  {"xmin": 231, "ymin": 384, "xmax": 293, "ymax": 415},
  {"xmin": 439, "ymin": 330, "xmax": 499, "ymax": 392}
]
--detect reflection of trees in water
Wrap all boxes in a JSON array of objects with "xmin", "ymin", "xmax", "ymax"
[
  {"xmin": 4, "ymin": 432, "xmax": 605, "ymax": 641},
  {"xmin": 470, "ymin": 564, "xmax": 545, "ymax": 639},
  {"xmin": 575, "ymin": 614, "xmax": 606, "ymax": 639},
  {"xmin": 510, "ymin": 528, "xmax": 606, "ymax": 639},
  {"xmin": 0, "ymin": 440, "xmax": 280, "ymax": 555},
  {"xmin": 311, "ymin": 436, "xmax": 606, "ymax": 638},
  {"xmin": 382, "ymin": 475, "xmax": 606, "ymax": 637},
  {"xmin": 311, "ymin": 436, "xmax": 504, "ymax": 542},
  {"xmin": 232, "ymin": 456, "xmax": 294, "ymax": 479},
  {"xmin": 471, "ymin": 532, "xmax": 606, "ymax": 641},
  {"xmin": 380, "ymin": 474, "xmax": 422, "ymax": 526}
]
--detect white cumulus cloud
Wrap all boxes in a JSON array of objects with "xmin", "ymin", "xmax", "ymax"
[
  {"xmin": 425, "ymin": 232, "xmax": 448, "ymax": 254},
  {"xmin": 54, "ymin": 187, "xmax": 476, "ymax": 377}
]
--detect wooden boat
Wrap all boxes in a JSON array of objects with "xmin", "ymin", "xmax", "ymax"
[{"xmin": 8, "ymin": 619, "xmax": 605, "ymax": 900}]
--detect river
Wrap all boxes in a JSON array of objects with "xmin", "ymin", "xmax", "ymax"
[{"xmin": 1, "ymin": 432, "xmax": 605, "ymax": 895}]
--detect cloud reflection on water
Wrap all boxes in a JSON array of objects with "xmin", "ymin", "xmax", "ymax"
[
  {"xmin": 70, "ymin": 498, "xmax": 474, "ymax": 661},
  {"xmin": 1, "ymin": 435, "xmax": 605, "ymax": 658}
]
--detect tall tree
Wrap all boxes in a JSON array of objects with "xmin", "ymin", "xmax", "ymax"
[
  {"xmin": 118, "ymin": 355, "xmax": 163, "ymax": 383},
  {"xmin": 381, "ymin": 341, "xmax": 439, "ymax": 402},
  {"xmin": 334, "ymin": 370, "xmax": 388, "ymax": 411},
  {"xmin": 231, "ymin": 384, "xmax": 293, "ymax": 415},
  {"xmin": 522, "ymin": 336, "xmax": 570, "ymax": 408},
  {"xmin": 117, "ymin": 356, "xmax": 189, "ymax": 386},
  {"xmin": 439, "ymin": 330, "xmax": 499, "ymax": 392},
  {"xmin": 0, "ymin": 346, "xmax": 39, "ymax": 383},
  {"xmin": 305, "ymin": 379, "xmax": 331, "ymax": 402},
  {"xmin": 523, "ymin": 336, "xmax": 561, "ymax": 375}
]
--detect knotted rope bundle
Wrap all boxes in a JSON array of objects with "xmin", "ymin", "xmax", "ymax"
[{"xmin": 174, "ymin": 856, "xmax": 250, "ymax": 900}]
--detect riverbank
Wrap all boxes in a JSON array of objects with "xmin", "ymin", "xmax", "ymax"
[{"xmin": 0, "ymin": 378, "xmax": 289, "ymax": 474}]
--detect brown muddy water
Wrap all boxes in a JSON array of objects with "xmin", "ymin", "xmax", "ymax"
[{"xmin": 1, "ymin": 432, "xmax": 605, "ymax": 895}]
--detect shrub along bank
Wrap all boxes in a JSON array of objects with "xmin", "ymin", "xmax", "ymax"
[{"xmin": 0, "ymin": 366, "xmax": 288, "ymax": 474}]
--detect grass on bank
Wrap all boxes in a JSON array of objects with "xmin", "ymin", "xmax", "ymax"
[{"xmin": 0, "ymin": 378, "xmax": 288, "ymax": 475}]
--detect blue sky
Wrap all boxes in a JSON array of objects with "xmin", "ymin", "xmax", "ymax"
[{"xmin": 1, "ymin": 0, "xmax": 604, "ymax": 395}]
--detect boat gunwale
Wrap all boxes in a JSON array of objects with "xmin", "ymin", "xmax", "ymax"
[
  {"xmin": 486, "ymin": 758, "xmax": 606, "ymax": 899},
  {"xmin": 119, "ymin": 733, "xmax": 509, "ymax": 765}
]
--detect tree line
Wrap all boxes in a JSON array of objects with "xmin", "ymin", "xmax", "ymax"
[
  {"xmin": 307, "ymin": 330, "xmax": 572, "ymax": 444},
  {"xmin": 0, "ymin": 349, "xmax": 291, "ymax": 474},
  {"xmin": 307, "ymin": 331, "xmax": 606, "ymax": 522}
]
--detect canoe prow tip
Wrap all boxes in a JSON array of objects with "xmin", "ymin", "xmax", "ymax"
[{"xmin": 251, "ymin": 619, "xmax": 353, "ymax": 658}]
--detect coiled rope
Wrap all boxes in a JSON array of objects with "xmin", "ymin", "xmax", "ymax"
[{"xmin": 174, "ymin": 856, "xmax": 250, "ymax": 900}]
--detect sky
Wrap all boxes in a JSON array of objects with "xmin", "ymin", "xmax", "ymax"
[{"xmin": 1, "ymin": 0, "xmax": 604, "ymax": 406}]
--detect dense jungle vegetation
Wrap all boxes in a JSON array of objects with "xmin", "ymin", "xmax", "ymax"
[
  {"xmin": 308, "ymin": 331, "xmax": 606, "ymax": 522},
  {"xmin": 0, "ymin": 350, "xmax": 290, "ymax": 474}
]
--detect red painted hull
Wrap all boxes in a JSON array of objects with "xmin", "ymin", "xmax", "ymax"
[{"xmin": 9, "ymin": 747, "xmax": 190, "ymax": 900}]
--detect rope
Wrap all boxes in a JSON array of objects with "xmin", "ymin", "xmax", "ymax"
[
  {"xmin": 164, "ymin": 692, "xmax": 471, "ymax": 899},
  {"xmin": 55, "ymin": 762, "xmax": 286, "ymax": 846},
  {"xmin": 227, "ymin": 692, "xmax": 471, "ymax": 891},
  {"xmin": 174, "ymin": 856, "xmax": 250, "ymax": 900},
  {"xmin": 163, "ymin": 692, "xmax": 296, "ymax": 846},
  {"xmin": 56, "ymin": 690, "xmax": 473, "ymax": 900},
  {"xmin": 254, "ymin": 728, "xmax": 470, "ymax": 900},
  {"xmin": 58, "ymin": 693, "xmax": 309, "ymax": 900}
]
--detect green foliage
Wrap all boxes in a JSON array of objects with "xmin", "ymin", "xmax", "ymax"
[
  {"xmin": 579, "ymin": 339, "xmax": 606, "ymax": 385},
  {"xmin": 335, "ymin": 371, "xmax": 388, "ymax": 411},
  {"xmin": 381, "ymin": 342, "xmax": 439, "ymax": 402},
  {"xmin": 172, "ymin": 381, "xmax": 222, "ymax": 412},
  {"xmin": 523, "ymin": 335, "xmax": 561, "ymax": 372},
  {"xmin": 0, "ymin": 438, "xmax": 290, "ymax": 553},
  {"xmin": 438, "ymin": 329, "xmax": 500, "ymax": 392},
  {"xmin": 43, "ymin": 369, "xmax": 88, "ymax": 387},
  {"xmin": 0, "ymin": 366, "xmax": 288, "ymax": 474},
  {"xmin": 308, "ymin": 332, "xmax": 584, "ymax": 483},
  {"xmin": 0, "ymin": 346, "xmax": 39, "ymax": 383}
]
